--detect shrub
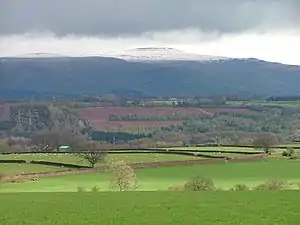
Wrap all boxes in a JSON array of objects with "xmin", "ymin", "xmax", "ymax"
[
  {"xmin": 184, "ymin": 176, "xmax": 215, "ymax": 191},
  {"xmin": 253, "ymin": 180, "xmax": 286, "ymax": 191},
  {"xmin": 282, "ymin": 151, "xmax": 289, "ymax": 157},
  {"xmin": 91, "ymin": 186, "xmax": 99, "ymax": 192},
  {"xmin": 265, "ymin": 179, "xmax": 286, "ymax": 190},
  {"xmin": 77, "ymin": 186, "xmax": 86, "ymax": 192},
  {"xmin": 233, "ymin": 184, "xmax": 250, "ymax": 191}
]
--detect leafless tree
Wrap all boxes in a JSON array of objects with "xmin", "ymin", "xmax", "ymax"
[
  {"xmin": 252, "ymin": 133, "xmax": 279, "ymax": 154},
  {"xmin": 78, "ymin": 141, "xmax": 107, "ymax": 168}
]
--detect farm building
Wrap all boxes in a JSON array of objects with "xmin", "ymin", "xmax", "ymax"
[{"xmin": 58, "ymin": 145, "xmax": 73, "ymax": 152}]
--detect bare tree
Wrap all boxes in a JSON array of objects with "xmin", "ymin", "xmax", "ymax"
[
  {"xmin": 78, "ymin": 141, "xmax": 107, "ymax": 168},
  {"xmin": 109, "ymin": 160, "xmax": 137, "ymax": 191},
  {"xmin": 252, "ymin": 133, "xmax": 279, "ymax": 154}
]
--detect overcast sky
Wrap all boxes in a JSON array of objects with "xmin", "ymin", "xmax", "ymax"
[{"xmin": 1, "ymin": 0, "xmax": 300, "ymax": 65}]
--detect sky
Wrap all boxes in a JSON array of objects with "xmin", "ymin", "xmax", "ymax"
[{"xmin": 0, "ymin": 0, "xmax": 300, "ymax": 65}]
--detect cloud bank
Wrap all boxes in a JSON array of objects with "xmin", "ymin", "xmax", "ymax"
[{"xmin": 1, "ymin": 0, "xmax": 299, "ymax": 36}]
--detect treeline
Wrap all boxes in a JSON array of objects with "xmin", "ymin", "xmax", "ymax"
[{"xmin": 90, "ymin": 131, "xmax": 152, "ymax": 142}]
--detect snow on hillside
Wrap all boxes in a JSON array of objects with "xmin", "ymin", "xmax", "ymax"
[
  {"xmin": 106, "ymin": 47, "xmax": 231, "ymax": 62},
  {"xmin": 8, "ymin": 47, "xmax": 233, "ymax": 62}
]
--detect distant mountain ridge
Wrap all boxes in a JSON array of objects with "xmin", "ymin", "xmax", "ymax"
[
  {"xmin": 1, "ymin": 48, "xmax": 300, "ymax": 100},
  {"xmin": 105, "ymin": 47, "xmax": 232, "ymax": 62}
]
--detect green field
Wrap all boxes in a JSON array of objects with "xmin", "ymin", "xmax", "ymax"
[
  {"xmin": 0, "ymin": 153, "xmax": 200, "ymax": 174},
  {"xmin": 0, "ymin": 163, "xmax": 69, "ymax": 174},
  {"xmin": 1, "ymin": 158, "xmax": 299, "ymax": 192},
  {"xmin": 0, "ymin": 192, "xmax": 299, "ymax": 225}
]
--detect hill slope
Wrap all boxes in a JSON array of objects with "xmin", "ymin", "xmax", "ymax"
[
  {"xmin": 1, "ymin": 48, "xmax": 300, "ymax": 99},
  {"xmin": 0, "ymin": 103, "xmax": 90, "ymax": 135}
]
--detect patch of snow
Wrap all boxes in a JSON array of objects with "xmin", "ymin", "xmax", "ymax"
[{"xmin": 106, "ymin": 47, "xmax": 231, "ymax": 62}]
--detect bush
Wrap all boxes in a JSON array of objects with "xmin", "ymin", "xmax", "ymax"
[
  {"xmin": 282, "ymin": 151, "xmax": 289, "ymax": 157},
  {"xmin": 253, "ymin": 180, "xmax": 286, "ymax": 191},
  {"xmin": 184, "ymin": 176, "xmax": 215, "ymax": 191},
  {"xmin": 265, "ymin": 179, "xmax": 286, "ymax": 190},
  {"xmin": 76, "ymin": 186, "xmax": 86, "ymax": 192},
  {"xmin": 233, "ymin": 184, "xmax": 250, "ymax": 191},
  {"xmin": 91, "ymin": 186, "xmax": 99, "ymax": 192}
]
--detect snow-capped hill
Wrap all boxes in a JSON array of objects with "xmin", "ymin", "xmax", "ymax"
[{"xmin": 106, "ymin": 47, "xmax": 230, "ymax": 62}]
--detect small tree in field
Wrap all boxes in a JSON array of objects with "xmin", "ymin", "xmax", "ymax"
[
  {"xmin": 79, "ymin": 151, "xmax": 106, "ymax": 168},
  {"xmin": 252, "ymin": 133, "xmax": 279, "ymax": 154},
  {"xmin": 109, "ymin": 160, "xmax": 137, "ymax": 191},
  {"xmin": 78, "ymin": 141, "xmax": 107, "ymax": 168}
]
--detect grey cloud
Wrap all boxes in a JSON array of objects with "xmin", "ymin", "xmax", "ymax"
[{"xmin": 0, "ymin": 0, "xmax": 299, "ymax": 36}]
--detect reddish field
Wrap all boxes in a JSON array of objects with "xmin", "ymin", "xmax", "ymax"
[
  {"xmin": 74, "ymin": 106, "xmax": 214, "ymax": 120},
  {"xmin": 74, "ymin": 106, "xmax": 258, "ymax": 130}
]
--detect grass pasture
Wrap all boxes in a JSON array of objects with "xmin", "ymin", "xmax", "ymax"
[
  {"xmin": 1, "ymin": 158, "xmax": 299, "ymax": 192},
  {"xmin": 0, "ymin": 163, "xmax": 68, "ymax": 174},
  {"xmin": 0, "ymin": 192, "xmax": 299, "ymax": 225}
]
